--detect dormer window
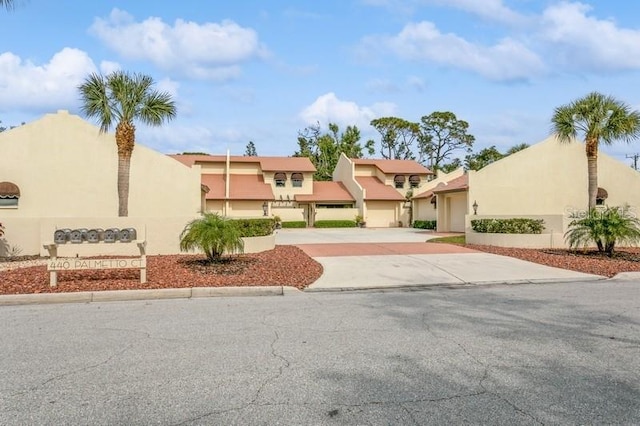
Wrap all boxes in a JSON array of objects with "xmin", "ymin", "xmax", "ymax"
[
  {"xmin": 291, "ymin": 172, "xmax": 303, "ymax": 188},
  {"xmin": 274, "ymin": 172, "xmax": 286, "ymax": 188},
  {"xmin": 394, "ymin": 175, "xmax": 405, "ymax": 189},
  {"xmin": 409, "ymin": 175, "xmax": 421, "ymax": 188},
  {"xmin": 0, "ymin": 181, "xmax": 20, "ymax": 207}
]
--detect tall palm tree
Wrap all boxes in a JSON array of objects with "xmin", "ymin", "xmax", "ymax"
[
  {"xmin": 552, "ymin": 92, "xmax": 640, "ymax": 208},
  {"xmin": 78, "ymin": 71, "xmax": 176, "ymax": 216}
]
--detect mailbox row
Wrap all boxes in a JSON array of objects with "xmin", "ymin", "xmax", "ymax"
[{"xmin": 54, "ymin": 228, "xmax": 138, "ymax": 244}]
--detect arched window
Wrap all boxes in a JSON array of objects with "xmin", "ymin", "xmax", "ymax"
[
  {"xmin": 0, "ymin": 182, "xmax": 20, "ymax": 207},
  {"xmin": 291, "ymin": 172, "xmax": 304, "ymax": 188},
  {"xmin": 409, "ymin": 175, "xmax": 421, "ymax": 188},
  {"xmin": 274, "ymin": 172, "xmax": 287, "ymax": 187},
  {"xmin": 596, "ymin": 187, "xmax": 608, "ymax": 206},
  {"xmin": 394, "ymin": 175, "xmax": 405, "ymax": 189}
]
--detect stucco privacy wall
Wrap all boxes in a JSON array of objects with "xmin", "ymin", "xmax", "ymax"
[
  {"xmin": 333, "ymin": 154, "xmax": 364, "ymax": 210},
  {"xmin": 467, "ymin": 135, "xmax": 640, "ymax": 218},
  {"xmin": 0, "ymin": 111, "xmax": 202, "ymax": 255}
]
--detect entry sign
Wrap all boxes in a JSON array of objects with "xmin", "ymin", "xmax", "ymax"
[{"xmin": 48, "ymin": 258, "xmax": 146, "ymax": 271}]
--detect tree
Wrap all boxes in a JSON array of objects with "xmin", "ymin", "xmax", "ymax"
[
  {"xmin": 78, "ymin": 71, "xmax": 176, "ymax": 216},
  {"xmin": 179, "ymin": 213, "xmax": 244, "ymax": 263},
  {"xmin": 1, "ymin": 1, "xmax": 14, "ymax": 10},
  {"xmin": 552, "ymin": 92, "xmax": 640, "ymax": 208},
  {"xmin": 505, "ymin": 143, "xmax": 529, "ymax": 155},
  {"xmin": 465, "ymin": 146, "xmax": 504, "ymax": 171},
  {"xmin": 565, "ymin": 205, "xmax": 640, "ymax": 257},
  {"xmin": 369, "ymin": 117, "xmax": 420, "ymax": 160},
  {"xmin": 438, "ymin": 158, "xmax": 463, "ymax": 173},
  {"xmin": 419, "ymin": 111, "xmax": 475, "ymax": 171},
  {"xmin": 294, "ymin": 122, "xmax": 374, "ymax": 181},
  {"xmin": 244, "ymin": 141, "xmax": 257, "ymax": 156}
]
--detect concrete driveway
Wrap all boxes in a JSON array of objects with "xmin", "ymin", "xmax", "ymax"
[{"xmin": 275, "ymin": 228, "xmax": 602, "ymax": 290}]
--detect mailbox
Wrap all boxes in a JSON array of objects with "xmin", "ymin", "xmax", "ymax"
[
  {"xmin": 86, "ymin": 228, "xmax": 104, "ymax": 243},
  {"xmin": 53, "ymin": 229, "xmax": 71, "ymax": 244},
  {"xmin": 103, "ymin": 228, "xmax": 119, "ymax": 243},
  {"xmin": 118, "ymin": 228, "xmax": 137, "ymax": 243},
  {"xmin": 69, "ymin": 228, "xmax": 88, "ymax": 244}
]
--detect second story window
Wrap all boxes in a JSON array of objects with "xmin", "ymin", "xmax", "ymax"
[
  {"xmin": 409, "ymin": 175, "xmax": 421, "ymax": 188},
  {"xmin": 274, "ymin": 172, "xmax": 286, "ymax": 187},
  {"xmin": 394, "ymin": 175, "xmax": 405, "ymax": 189},
  {"xmin": 291, "ymin": 172, "xmax": 303, "ymax": 188}
]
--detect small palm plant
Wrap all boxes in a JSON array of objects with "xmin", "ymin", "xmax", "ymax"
[
  {"xmin": 565, "ymin": 205, "xmax": 640, "ymax": 257},
  {"xmin": 179, "ymin": 213, "xmax": 244, "ymax": 263}
]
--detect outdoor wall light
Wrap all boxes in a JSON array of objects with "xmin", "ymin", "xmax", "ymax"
[
  {"xmin": 472, "ymin": 200, "xmax": 478, "ymax": 215},
  {"xmin": 262, "ymin": 201, "xmax": 268, "ymax": 216}
]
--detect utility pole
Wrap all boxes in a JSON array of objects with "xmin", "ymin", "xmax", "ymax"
[{"xmin": 626, "ymin": 153, "xmax": 640, "ymax": 170}]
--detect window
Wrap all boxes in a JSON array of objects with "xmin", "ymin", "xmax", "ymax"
[
  {"xmin": 274, "ymin": 172, "xmax": 286, "ymax": 188},
  {"xmin": 409, "ymin": 175, "xmax": 421, "ymax": 188},
  {"xmin": 596, "ymin": 187, "xmax": 608, "ymax": 206},
  {"xmin": 0, "ymin": 181, "xmax": 20, "ymax": 208},
  {"xmin": 394, "ymin": 175, "xmax": 405, "ymax": 189},
  {"xmin": 291, "ymin": 172, "xmax": 303, "ymax": 188}
]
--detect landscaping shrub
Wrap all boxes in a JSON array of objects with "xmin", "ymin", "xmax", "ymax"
[
  {"xmin": 565, "ymin": 205, "xmax": 640, "ymax": 257},
  {"xmin": 471, "ymin": 218, "xmax": 545, "ymax": 234},
  {"xmin": 180, "ymin": 213, "xmax": 244, "ymax": 262},
  {"xmin": 413, "ymin": 220, "xmax": 437, "ymax": 230},
  {"xmin": 231, "ymin": 218, "xmax": 274, "ymax": 237},
  {"xmin": 314, "ymin": 220, "xmax": 357, "ymax": 228},
  {"xmin": 282, "ymin": 221, "xmax": 307, "ymax": 228}
]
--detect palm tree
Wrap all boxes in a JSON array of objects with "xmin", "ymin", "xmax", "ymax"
[
  {"xmin": 552, "ymin": 92, "xmax": 640, "ymax": 208},
  {"xmin": 78, "ymin": 71, "xmax": 176, "ymax": 216},
  {"xmin": 180, "ymin": 213, "xmax": 244, "ymax": 263}
]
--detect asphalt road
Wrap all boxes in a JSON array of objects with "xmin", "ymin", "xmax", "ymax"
[{"xmin": 1, "ymin": 280, "xmax": 639, "ymax": 425}]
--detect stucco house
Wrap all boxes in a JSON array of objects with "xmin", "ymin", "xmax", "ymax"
[
  {"xmin": 0, "ymin": 110, "xmax": 202, "ymax": 256},
  {"xmin": 413, "ymin": 135, "xmax": 640, "ymax": 246},
  {"xmin": 334, "ymin": 154, "xmax": 434, "ymax": 227}
]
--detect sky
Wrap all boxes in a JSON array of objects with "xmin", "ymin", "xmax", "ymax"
[{"xmin": 2, "ymin": 0, "xmax": 640, "ymax": 165}]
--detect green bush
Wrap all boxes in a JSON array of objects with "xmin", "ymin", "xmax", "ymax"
[
  {"xmin": 282, "ymin": 221, "xmax": 307, "ymax": 228},
  {"xmin": 471, "ymin": 218, "xmax": 545, "ymax": 234},
  {"xmin": 180, "ymin": 213, "xmax": 244, "ymax": 263},
  {"xmin": 565, "ymin": 205, "xmax": 640, "ymax": 256},
  {"xmin": 230, "ymin": 218, "xmax": 274, "ymax": 237},
  {"xmin": 314, "ymin": 220, "xmax": 357, "ymax": 228},
  {"xmin": 413, "ymin": 220, "xmax": 437, "ymax": 230}
]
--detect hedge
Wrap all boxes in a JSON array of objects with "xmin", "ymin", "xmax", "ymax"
[
  {"xmin": 413, "ymin": 220, "xmax": 437, "ymax": 230},
  {"xmin": 282, "ymin": 221, "xmax": 307, "ymax": 228},
  {"xmin": 471, "ymin": 218, "xmax": 545, "ymax": 234},
  {"xmin": 231, "ymin": 218, "xmax": 275, "ymax": 237},
  {"xmin": 313, "ymin": 220, "xmax": 357, "ymax": 228}
]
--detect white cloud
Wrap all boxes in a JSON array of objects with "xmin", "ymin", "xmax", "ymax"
[
  {"xmin": 99, "ymin": 60, "xmax": 121, "ymax": 75},
  {"xmin": 366, "ymin": 21, "xmax": 545, "ymax": 81},
  {"xmin": 406, "ymin": 75, "xmax": 426, "ymax": 91},
  {"xmin": 90, "ymin": 8, "xmax": 269, "ymax": 80},
  {"xmin": 366, "ymin": 78, "xmax": 401, "ymax": 93},
  {"xmin": 0, "ymin": 48, "xmax": 97, "ymax": 113},
  {"xmin": 299, "ymin": 92, "xmax": 397, "ymax": 129},
  {"xmin": 538, "ymin": 1, "xmax": 640, "ymax": 72}
]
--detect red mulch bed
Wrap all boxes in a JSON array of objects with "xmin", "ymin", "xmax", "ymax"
[
  {"xmin": 0, "ymin": 245, "xmax": 323, "ymax": 295},
  {"xmin": 465, "ymin": 244, "xmax": 640, "ymax": 278}
]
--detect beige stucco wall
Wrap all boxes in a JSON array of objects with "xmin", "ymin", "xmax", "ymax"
[
  {"xmin": 227, "ymin": 201, "xmax": 266, "ymax": 218},
  {"xmin": 0, "ymin": 110, "xmax": 201, "ymax": 219},
  {"xmin": 0, "ymin": 110, "xmax": 203, "ymax": 256},
  {"xmin": 205, "ymin": 200, "xmax": 224, "ymax": 215},
  {"xmin": 467, "ymin": 135, "xmax": 640, "ymax": 218},
  {"xmin": 437, "ymin": 192, "xmax": 467, "ymax": 232},
  {"xmin": 333, "ymin": 154, "xmax": 365, "ymax": 211},
  {"xmin": 271, "ymin": 208, "xmax": 305, "ymax": 222},
  {"xmin": 366, "ymin": 201, "xmax": 399, "ymax": 227},
  {"xmin": 315, "ymin": 207, "xmax": 359, "ymax": 222},
  {"xmin": 412, "ymin": 168, "xmax": 465, "ymax": 222}
]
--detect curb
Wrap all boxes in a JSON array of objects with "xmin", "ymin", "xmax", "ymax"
[
  {"xmin": 304, "ymin": 276, "xmax": 607, "ymax": 293},
  {"xmin": 0, "ymin": 286, "xmax": 304, "ymax": 306}
]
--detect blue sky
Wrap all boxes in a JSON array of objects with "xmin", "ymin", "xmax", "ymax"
[{"xmin": 2, "ymin": 0, "xmax": 640, "ymax": 165}]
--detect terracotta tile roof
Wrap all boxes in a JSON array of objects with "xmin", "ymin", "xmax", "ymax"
[
  {"xmin": 412, "ymin": 190, "xmax": 434, "ymax": 200},
  {"xmin": 352, "ymin": 158, "xmax": 433, "ymax": 175},
  {"xmin": 295, "ymin": 182, "xmax": 355, "ymax": 202},
  {"xmin": 169, "ymin": 154, "xmax": 316, "ymax": 172},
  {"xmin": 432, "ymin": 174, "xmax": 468, "ymax": 193},
  {"xmin": 200, "ymin": 174, "xmax": 275, "ymax": 200},
  {"xmin": 356, "ymin": 176, "xmax": 406, "ymax": 201}
]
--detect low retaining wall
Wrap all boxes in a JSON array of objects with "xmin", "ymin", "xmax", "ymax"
[
  {"xmin": 241, "ymin": 234, "xmax": 275, "ymax": 253},
  {"xmin": 466, "ymin": 231, "xmax": 567, "ymax": 249}
]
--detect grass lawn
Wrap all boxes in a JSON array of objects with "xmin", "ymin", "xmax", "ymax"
[{"xmin": 427, "ymin": 235, "xmax": 466, "ymax": 244}]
